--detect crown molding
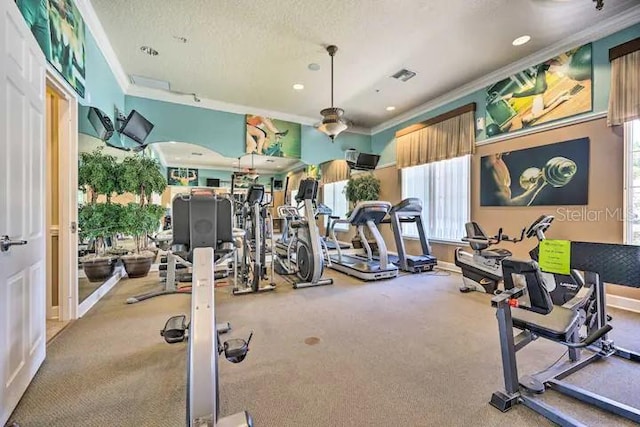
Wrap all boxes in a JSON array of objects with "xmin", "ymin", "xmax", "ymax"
[
  {"xmin": 127, "ymin": 84, "xmax": 317, "ymax": 125},
  {"xmin": 75, "ymin": 0, "xmax": 130, "ymax": 94},
  {"xmin": 370, "ymin": 5, "xmax": 640, "ymax": 135},
  {"xmin": 78, "ymin": 0, "xmax": 638, "ymax": 139}
]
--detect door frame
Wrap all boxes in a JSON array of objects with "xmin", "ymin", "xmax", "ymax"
[{"xmin": 45, "ymin": 68, "xmax": 79, "ymax": 321}]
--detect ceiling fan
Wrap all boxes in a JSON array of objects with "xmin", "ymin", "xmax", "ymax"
[
  {"xmin": 314, "ymin": 45, "xmax": 354, "ymax": 140},
  {"xmin": 234, "ymin": 153, "xmax": 260, "ymax": 180}
]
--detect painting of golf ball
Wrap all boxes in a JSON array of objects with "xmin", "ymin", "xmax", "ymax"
[
  {"xmin": 485, "ymin": 44, "xmax": 592, "ymax": 137},
  {"xmin": 480, "ymin": 137, "xmax": 589, "ymax": 207}
]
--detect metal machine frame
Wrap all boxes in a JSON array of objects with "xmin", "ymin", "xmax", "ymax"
[
  {"xmin": 233, "ymin": 185, "xmax": 276, "ymax": 295},
  {"xmin": 380, "ymin": 198, "xmax": 437, "ymax": 273},
  {"xmin": 274, "ymin": 178, "xmax": 333, "ymax": 289},
  {"xmin": 188, "ymin": 248, "xmax": 252, "ymax": 427},
  {"xmin": 328, "ymin": 201, "xmax": 398, "ymax": 281},
  {"xmin": 159, "ymin": 194, "xmax": 253, "ymax": 427},
  {"xmin": 490, "ymin": 242, "xmax": 640, "ymax": 426}
]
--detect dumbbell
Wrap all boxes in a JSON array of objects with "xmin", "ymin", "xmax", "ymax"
[{"xmin": 519, "ymin": 156, "xmax": 577, "ymax": 190}]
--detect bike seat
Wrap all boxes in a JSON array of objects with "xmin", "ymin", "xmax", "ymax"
[
  {"xmin": 479, "ymin": 248, "xmax": 512, "ymax": 259},
  {"xmin": 512, "ymin": 306, "xmax": 580, "ymax": 342}
]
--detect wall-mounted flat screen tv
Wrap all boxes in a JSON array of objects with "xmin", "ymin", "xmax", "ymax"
[{"xmin": 120, "ymin": 110, "xmax": 154, "ymax": 145}]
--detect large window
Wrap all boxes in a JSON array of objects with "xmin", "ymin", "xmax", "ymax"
[
  {"xmin": 323, "ymin": 180, "xmax": 349, "ymax": 231},
  {"xmin": 401, "ymin": 156, "xmax": 470, "ymax": 242},
  {"xmin": 625, "ymin": 120, "xmax": 640, "ymax": 245}
]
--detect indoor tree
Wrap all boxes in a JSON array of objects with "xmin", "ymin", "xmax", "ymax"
[
  {"xmin": 78, "ymin": 148, "xmax": 120, "ymax": 203},
  {"xmin": 118, "ymin": 155, "xmax": 167, "ymax": 277},
  {"xmin": 344, "ymin": 173, "xmax": 381, "ymax": 248},
  {"xmin": 345, "ymin": 173, "xmax": 381, "ymax": 207}
]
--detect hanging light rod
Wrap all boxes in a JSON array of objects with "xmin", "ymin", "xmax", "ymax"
[{"xmin": 318, "ymin": 45, "xmax": 348, "ymax": 141}]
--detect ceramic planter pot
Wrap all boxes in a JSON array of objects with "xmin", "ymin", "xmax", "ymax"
[
  {"xmin": 83, "ymin": 257, "xmax": 116, "ymax": 282},
  {"xmin": 121, "ymin": 254, "xmax": 154, "ymax": 278}
]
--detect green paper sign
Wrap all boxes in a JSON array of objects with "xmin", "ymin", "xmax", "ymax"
[{"xmin": 539, "ymin": 240, "xmax": 571, "ymax": 275}]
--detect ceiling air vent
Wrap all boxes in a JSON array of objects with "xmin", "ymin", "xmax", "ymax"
[
  {"xmin": 391, "ymin": 69, "xmax": 417, "ymax": 82},
  {"xmin": 130, "ymin": 75, "xmax": 171, "ymax": 91}
]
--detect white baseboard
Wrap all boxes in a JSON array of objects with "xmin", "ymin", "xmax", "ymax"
[
  {"xmin": 437, "ymin": 260, "xmax": 461, "ymax": 273},
  {"xmin": 606, "ymin": 294, "xmax": 640, "ymax": 314},
  {"xmin": 78, "ymin": 266, "xmax": 123, "ymax": 317}
]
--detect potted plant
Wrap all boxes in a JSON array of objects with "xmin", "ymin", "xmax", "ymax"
[
  {"xmin": 118, "ymin": 155, "xmax": 167, "ymax": 278},
  {"xmin": 78, "ymin": 202, "xmax": 122, "ymax": 282},
  {"xmin": 119, "ymin": 203, "xmax": 165, "ymax": 277},
  {"xmin": 344, "ymin": 173, "xmax": 381, "ymax": 249},
  {"xmin": 78, "ymin": 148, "xmax": 121, "ymax": 282}
]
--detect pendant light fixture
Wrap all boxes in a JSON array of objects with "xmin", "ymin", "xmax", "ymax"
[
  {"xmin": 318, "ymin": 45, "xmax": 348, "ymax": 141},
  {"xmin": 246, "ymin": 152, "xmax": 259, "ymax": 181}
]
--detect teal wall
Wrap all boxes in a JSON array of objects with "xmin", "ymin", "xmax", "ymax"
[
  {"xmin": 371, "ymin": 23, "xmax": 640, "ymax": 165},
  {"xmin": 301, "ymin": 126, "xmax": 371, "ymax": 165},
  {"xmin": 124, "ymin": 95, "xmax": 372, "ymax": 165},
  {"xmin": 77, "ymin": 27, "xmax": 127, "ymax": 148}
]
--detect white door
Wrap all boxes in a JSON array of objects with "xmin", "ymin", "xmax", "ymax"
[{"xmin": 0, "ymin": 0, "xmax": 47, "ymax": 424}]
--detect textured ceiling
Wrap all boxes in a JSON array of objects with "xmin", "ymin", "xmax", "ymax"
[{"xmin": 91, "ymin": 0, "xmax": 639, "ymax": 128}]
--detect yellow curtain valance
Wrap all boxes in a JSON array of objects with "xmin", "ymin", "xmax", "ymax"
[
  {"xmin": 320, "ymin": 160, "xmax": 350, "ymax": 184},
  {"xmin": 608, "ymin": 37, "xmax": 640, "ymax": 126},
  {"xmin": 395, "ymin": 104, "xmax": 476, "ymax": 169}
]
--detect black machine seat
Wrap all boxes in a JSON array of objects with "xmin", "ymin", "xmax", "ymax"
[
  {"xmin": 464, "ymin": 222, "xmax": 492, "ymax": 251},
  {"xmin": 502, "ymin": 258, "xmax": 580, "ymax": 341},
  {"xmin": 480, "ymin": 248, "xmax": 512, "ymax": 259},
  {"xmin": 170, "ymin": 192, "xmax": 235, "ymax": 261},
  {"xmin": 511, "ymin": 306, "xmax": 580, "ymax": 341},
  {"xmin": 346, "ymin": 201, "xmax": 392, "ymax": 226}
]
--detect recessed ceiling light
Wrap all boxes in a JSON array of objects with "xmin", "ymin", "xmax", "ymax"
[
  {"xmin": 308, "ymin": 63, "xmax": 320, "ymax": 71},
  {"xmin": 512, "ymin": 35, "xmax": 531, "ymax": 46},
  {"xmin": 386, "ymin": 106, "xmax": 396, "ymax": 111},
  {"xmin": 140, "ymin": 46, "xmax": 159, "ymax": 56},
  {"xmin": 293, "ymin": 83, "xmax": 304, "ymax": 90}
]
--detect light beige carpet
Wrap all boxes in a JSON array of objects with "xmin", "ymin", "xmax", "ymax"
[{"xmin": 8, "ymin": 270, "xmax": 640, "ymax": 426}]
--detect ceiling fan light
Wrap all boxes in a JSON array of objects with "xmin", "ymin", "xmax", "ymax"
[
  {"xmin": 318, "ymin": 45, "xmax": 348, "ymax": 141},
  {"xmin": 319, "ymin": 107, "xmax": 348, "ymax": 140}
]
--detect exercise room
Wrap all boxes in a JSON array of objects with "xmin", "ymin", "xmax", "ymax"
[{"xmin": 2, "ymin": 0, "xmax": 640, "ymax": 426}]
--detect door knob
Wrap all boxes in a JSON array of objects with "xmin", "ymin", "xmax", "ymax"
[{"xmin": 1, "ymin": 235, "xmax": 28, "ymax": 252}]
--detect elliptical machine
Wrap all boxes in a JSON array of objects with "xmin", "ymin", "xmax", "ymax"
[
  {"xmin": 233, "ymin": 184, "xmax": 276, "ymax": 295},
  {"xmin": 274, "ymin": 178, "xmax": 333, "ymax": 289}
]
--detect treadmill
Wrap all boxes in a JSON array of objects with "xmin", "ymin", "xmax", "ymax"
[
  {"xmin": 316, "ymin": 202, "xmax": 350, "ymax": 250},
  {"xmin": 328, "ymin": 201, "xmax": 398, "ymax": 281},
  {"xmin": 380, "ymin": 198, "xmax": 437, "ymax": 273}
]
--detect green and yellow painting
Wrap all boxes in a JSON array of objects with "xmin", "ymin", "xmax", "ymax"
[
  {"xmin": 246, "ymin": 115, "xmax": 301, "ymax": 159},
  {"xmin": 15, "ymin": 0, "xmax": 86, "ymax": 97},
  {"xmin": 485, "ymin": 43, "xmax": 592, "ymax": 137}
]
